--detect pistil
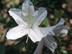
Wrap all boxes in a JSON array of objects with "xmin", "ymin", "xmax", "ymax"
[{"xmin": 26, "ymin": 36, "xmax": 29, "ymax": 43}]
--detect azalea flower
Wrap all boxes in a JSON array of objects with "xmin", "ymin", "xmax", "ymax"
[
  {"xmin": 6, "ymin": 0, "xmax": 47, "ymax": 42},
  {"xmin": 34, "ymin": 18, "xmax": 68, "ymax": 54},
  {"xmin": 6, "ymin": 0, "xmax": 68, "ymax": 54}
]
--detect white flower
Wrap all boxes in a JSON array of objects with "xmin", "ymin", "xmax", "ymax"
[
  {"xmin": 6, "ymin": 0, "xmax": 68, "ymax": 53},
  {"xmin": 34, "ymin": 18, "xmax": 68, "ymax": 54},
  {"xmin": 6, "ymin": 0, "xmax": 47, "ymax": 42}
]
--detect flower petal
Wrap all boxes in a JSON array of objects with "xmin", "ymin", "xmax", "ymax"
[
  {"xmin": 34, "ymin": 7, "xmax": 47, "ymax": 26},
  {"xmin": 43, "ymin": 35, "xmax": 57, "ymax": 53},
  {"xmin": 28, "ymin": 26, "xmax": 44, "ymax": 42},
  {"xmin": 34, "ymin": 35, "xmax": 57, "ymax": 54},
  {"xmin": 6, "ymin": 25, "xmax": 28, "ymax": 40},
  {"xmin": 40, "ymin": 18, "xmax": 65, "ymax": 36},
  {"xmin": 22, "ymin": 0, "xmax": 34, "ymax": 24},
  {"xmin": 53, "ymin": 25, "xmax": 68, "ymax": 35},
  {"xmin": 9, "ymin": 8, "xmax": 27, "ymax": 25},
  {"xmin": 22, "ymin": 0, "xmax": 34, "ymax": 14},
  {"xmin": 60, "ymin": 29, "xmax": 68, "ymax": 34},
  {"xmin": 33, "ymin": 40, "xmax": 43, "ymax": 54},
  {"xmin": 40, "ymin": 27, "xmax": 55, "ymax": 36}
]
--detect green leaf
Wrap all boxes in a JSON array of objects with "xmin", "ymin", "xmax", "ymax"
[
  {"xmin": 49, "ymin": 3, "xmax": 55, "ymax": 8},
  {"xmin": 42, "ymin": 18, "xmax": 48, "ymax": 27},
  {"xmin": 49, "ymin": 1, "xmax": 57, "ymax": 8},
  {"xmin": 0, "ymin": 45, "xmax": 5, "ymax": 54},
  {"xmin": 60, "ymin": 49, "xmax": 68, "ymax": 54},
  {"xmin": 48, "ymin": 0, "xmax": 58, "ymax": 8},
  {"xmin": 54, "ymin": 9, "xmax": 62, "ymax": 19},
  {"xmin": 31, "ymin": 0, "xmax": 39, "ymax": 6}
]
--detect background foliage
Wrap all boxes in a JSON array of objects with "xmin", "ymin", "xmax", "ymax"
[{"xmin": 0, "ymin": 0, "xmax": 72, "ymax": 54}]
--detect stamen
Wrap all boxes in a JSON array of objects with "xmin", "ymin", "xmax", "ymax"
[
  {"xmin": 26, "ymin": 36, "xmax": 29, "ymax": 43},
  {"xmin": 29, "ymin": 24, "xmax": 32, "ymax": 27},
  {"xmin": 28, "ymin": 24, "xmax": 32, "ymax": 28}
]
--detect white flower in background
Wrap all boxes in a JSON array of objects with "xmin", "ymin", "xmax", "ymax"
[
  {"xmin": 6, "ymin": 0, "xmax": 47, "ymax": 42},
  {"xmin": 34, "ymin": 18, "xmax": 68, "ymax": 54}
]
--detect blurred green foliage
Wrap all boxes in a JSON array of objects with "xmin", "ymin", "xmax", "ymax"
[{"xmin": 0, "ymin": 45, "xmax": 5, "ymax": 54}]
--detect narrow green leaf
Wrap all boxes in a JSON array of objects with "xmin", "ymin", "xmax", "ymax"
[{"xmin": 54, "ymin": 9, "xmax": 62, "ymax": 19}]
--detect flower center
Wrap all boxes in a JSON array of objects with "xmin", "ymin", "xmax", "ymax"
[{"xmin": 28, "ymin": 24, "xmax": 32, "ymax": 28}]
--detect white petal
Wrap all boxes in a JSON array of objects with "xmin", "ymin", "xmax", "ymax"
[
  {"xmin": 60, "ymin": 29, "xmax": 68, "ymax": 35},
  {"xmin": 22, "ymin": 0, "xmax": 34, "ymax": 14},
  {"xmin": 28, "ymin": 26, "xmax": 44, "ymax": 42},
  {"xmin": 53, "ymin": 25, "xmax": 68, "ymax": 35},
  {"xmin": 40, "ymin": 27, "xmax": 55, "ymax": 36},
  {"xmin": 43, "ymin": 35, "xmax": 57, "ymax": 53},
  {"xmin": 22, "ymin": 0, "xmax": 34, "ymax": 24},
  {"xmin": 6, "ymin": 25, "xmax": 28, "ymax": 40},
  {"xmin": 40, "ymin": 18, "xmax": 65, "ymax": 36},
  {"xmin": 9, "ymin": 8, "xmax": 27, "ymax": 25},
  {"xmin": 33, "ymin": 40, "xmax": 43, "ymax": 54},
  {"xmin": 34, "ymin": 7, "xmax": 47, "ymax": 26},
  {"xmin": 56, "ymin": 18, "xmax": 65, "ymax": 25},
  {"xmin": 34, "ymin": 35, "xmax": 57, "ymax": 54}
]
